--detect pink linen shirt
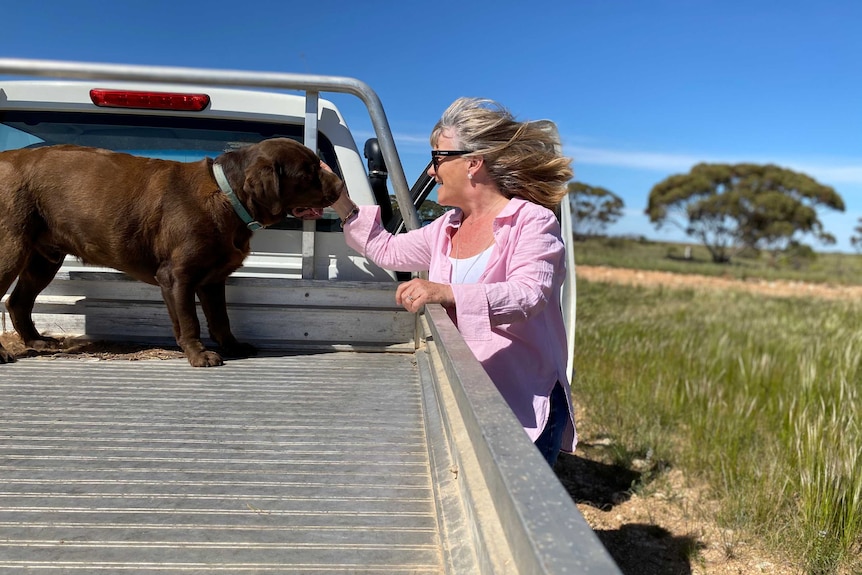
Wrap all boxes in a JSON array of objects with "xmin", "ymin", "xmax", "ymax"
[{"xmin": 344, "ymin": 197, "xmax": 576, "ymax": 453}]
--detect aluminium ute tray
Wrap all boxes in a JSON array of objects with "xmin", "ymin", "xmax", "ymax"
[{"xmin": 0, "ymin": 352, "xmax": 448, "ymax": 574}]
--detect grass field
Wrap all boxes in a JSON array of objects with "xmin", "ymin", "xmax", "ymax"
[{"xmin": 572, "ymin": 239, "xmax": 862, "ymax": 574}]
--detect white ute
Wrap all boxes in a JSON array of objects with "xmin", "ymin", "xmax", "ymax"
[{"xmin": 0, "ymin": 58, "xmax": 619, "ymax": 574}]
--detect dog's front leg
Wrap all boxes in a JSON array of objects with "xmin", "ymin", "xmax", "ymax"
[
  {"xmin": 197, "ymin": 282, "xmax": 257, "ymax": 358},
  {"xmin": 156, "ymin": 267, "xmax": 223, "ymax": 367}
]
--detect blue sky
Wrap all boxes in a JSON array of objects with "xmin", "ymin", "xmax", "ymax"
[{"xmin": 6, "ymin": 1, "xmax": 861, "ymax": 251}]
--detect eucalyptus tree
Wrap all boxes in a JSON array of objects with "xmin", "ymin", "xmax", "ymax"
[
  {"xmin": 850, "ymin": 218, "xmax": 862, "ymax": 252},
  {"xmin": 567, "ymin": 182, "xmax": 624, "ymax": 239},
  {"xmin": 646, "ymin": 163, "xmax": 843, "ymax": 263}
]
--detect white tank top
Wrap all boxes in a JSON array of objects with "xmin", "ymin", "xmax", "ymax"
[{"xmin": 450, "ymin": 244, "xmax": 494, "ymax": 284}]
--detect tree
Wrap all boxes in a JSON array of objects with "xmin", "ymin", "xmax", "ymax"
[
  {"xmin": 389, "ymin": 195, "xmax": 449, "ymax": 226},
  {"xmin": 851, "ymin": 218, "xmax": 862, "ymax": 252},
  {"xmin": 646, "ymin": 163, "xmax": 844, "ymax": 263},
  {"xmin": 567, "ymin": 182, "xmax": 624, "ymax": 239}
]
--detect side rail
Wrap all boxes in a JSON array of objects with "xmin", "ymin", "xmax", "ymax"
[
  {"xmin": 420, "ymin": 304, "xmax": 621, "ymax": 574},
  {"xmin": 2, "ymin": 272, "xmax": 416, "ymax": 352}
]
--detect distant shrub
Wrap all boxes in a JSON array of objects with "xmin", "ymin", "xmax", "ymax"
[
  {"xmin": 780, "ymin": 242, "xmax": 817, "ymax": 270},
  {"xmin": 735, "ymin": 246, "xmax": 761, "ymax": 260},
  {"xmin": 603, "ymin": 236, "xmax": 627, "ymax": 249}
]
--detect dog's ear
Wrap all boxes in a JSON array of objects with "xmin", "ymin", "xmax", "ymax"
[{"xmin": 243, "ymin": 158, "xmax": 283, "ymax": 216}]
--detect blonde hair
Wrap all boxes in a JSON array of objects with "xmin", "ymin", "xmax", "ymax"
[{"xmin": 430, "ymin": 97, "xmax": 574, "ymax": 210}]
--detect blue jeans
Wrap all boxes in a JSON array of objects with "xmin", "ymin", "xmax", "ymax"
[{"xmin": 534, "ymin": 382, "xmax": 568, "ymax": 467}]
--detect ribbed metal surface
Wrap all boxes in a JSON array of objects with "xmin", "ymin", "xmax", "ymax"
[{"xmin": 0, "ymin": 353, "xmax": 443, "ymax": 573}]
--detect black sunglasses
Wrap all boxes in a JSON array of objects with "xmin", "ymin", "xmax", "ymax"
[{"xmin": 431, "ymin": 150, "xmax": 471, "ymax": 172}]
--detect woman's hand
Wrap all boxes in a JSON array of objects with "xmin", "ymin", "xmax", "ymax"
[{"xmin": 396, "ymin": 278, "xmax": 455, "ymax": 312}]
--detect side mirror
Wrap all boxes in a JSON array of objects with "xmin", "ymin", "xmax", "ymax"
[
  {"xmin": 364, "ymin": 138, "xmax": 392, "ymax": 224},
  {"xmin": 363, "ymin": 138, "xmax": 387, "ymax": 177}
]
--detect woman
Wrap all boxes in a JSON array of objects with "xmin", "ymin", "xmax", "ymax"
[{"xmin": 329, "ymin": 97, "xmax": 575, "ymax": 465}]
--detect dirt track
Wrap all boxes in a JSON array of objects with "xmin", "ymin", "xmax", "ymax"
[{"xmin": 578, "ymin": 264, "xmax": 862, "ymax": 301}]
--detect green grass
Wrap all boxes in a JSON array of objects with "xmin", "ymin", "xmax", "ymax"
[
  {"xmin": 573, "ymin": 279, "xmax": 862, "ymax": 574},
  {"xmin": 572, "ymin": 236, "xmax": 862, "ymax": 286}
]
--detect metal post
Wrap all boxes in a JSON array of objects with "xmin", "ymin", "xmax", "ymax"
[{"xmin": 302, "ymin": 91, "xmax": 320, "ymax": 279}]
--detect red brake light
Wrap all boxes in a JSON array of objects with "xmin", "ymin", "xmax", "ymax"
[{"xmin": 89, "ymin": 89, "xmax": 210, "ymax": 111}]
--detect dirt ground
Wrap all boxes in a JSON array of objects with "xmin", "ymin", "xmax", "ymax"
[
  {"xmin": 556, "ymin": 429, "xmax": 799, "ymax": 575},
  {"xmin": 1, "ymin": 266, "xmax": 850, "ymax": 574}
]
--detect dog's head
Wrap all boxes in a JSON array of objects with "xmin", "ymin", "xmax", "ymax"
[{"xmin": 220, "ymin": 138, "xmax": 343, "ymax": 227}]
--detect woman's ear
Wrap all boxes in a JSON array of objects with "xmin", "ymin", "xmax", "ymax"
[{"xmin": 468, "ymin": 155, "xmax": 484, "ymax": 172}]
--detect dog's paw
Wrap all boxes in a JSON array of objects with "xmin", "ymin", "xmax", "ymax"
[
  {"xmin": 187, "ymin": 351, "xmax": 224, "ymax": 367},
  {"xmin": 0, "ymin": 350, "xmax": 16, "ymax": 364},
  {"xmin": 26, "ymin": 337, "xmax": 61, "ymax": 351}
]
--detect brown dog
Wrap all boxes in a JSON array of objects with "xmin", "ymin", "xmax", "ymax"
[{"xmin": 0, "ymin": 138, "xmax": 342, "ymax": 366}]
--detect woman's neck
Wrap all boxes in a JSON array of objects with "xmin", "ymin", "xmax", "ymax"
[{"xmin": 461, "ymin": 195, "xmax": 508, "ymax": 226}]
